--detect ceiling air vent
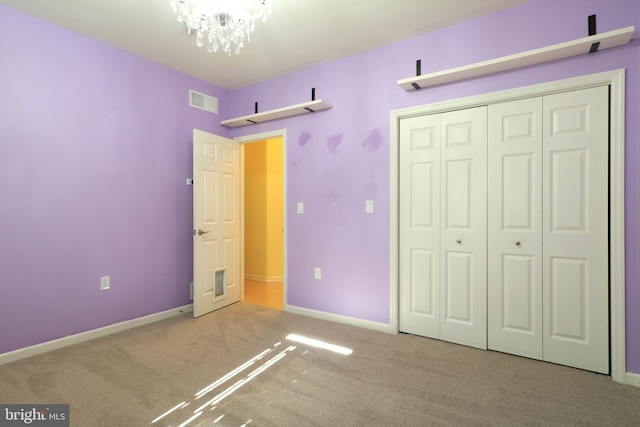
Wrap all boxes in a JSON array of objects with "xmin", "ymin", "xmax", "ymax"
[{"xmin": 189, "ymin": 90, "xmax": 218, "ymax": 114}]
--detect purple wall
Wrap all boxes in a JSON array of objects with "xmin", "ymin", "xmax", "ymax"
[
  {"xmin": 2, "ymin": 0, "xmax": 639, "ymax": 376},
  {"xmin": 0, "ymin": 6, "xmax": 229, "ymax": 354},
  {"xmin": 227, "ymin": 0, "xmax": 640, "ymax": 374}
]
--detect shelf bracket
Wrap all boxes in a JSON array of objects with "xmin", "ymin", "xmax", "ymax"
[
  {"xmin": 411, "ymin": 60, "xmax": 422, "ymax": 89},
  {"xmin": 305, "ymin": 88, "xmax": 317, "ymax": 112},
  {"xmin": 246, "ymin": 101, "xmax": 259, "ymax": 123},
  {"xmin": 588, "ymin": 15, "xmax": 599, "ymax": 53}
]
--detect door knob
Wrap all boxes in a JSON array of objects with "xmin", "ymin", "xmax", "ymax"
[
  {"xmin": 197, "ymin": 229, "xmax": 209, "ymax": 236},
  {"xmin": 515, "ymin": 241, "xmax": 521, "ymax": 246},
  {"xmin": 456, "ymin": 239, "xmax": 462, "ymax": 244}
]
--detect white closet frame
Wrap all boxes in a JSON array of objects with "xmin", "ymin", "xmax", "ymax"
[{"xmin": 390, "ymin": 69, "xmax": 626, "ymax": 384}]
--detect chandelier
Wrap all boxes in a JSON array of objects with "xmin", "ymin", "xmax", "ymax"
[{"xmin": 170, "ymin": 0, "xmax": 272, "ymax": 55}]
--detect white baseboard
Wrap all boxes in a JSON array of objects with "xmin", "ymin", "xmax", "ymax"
[
  {"xmin": 626, "ymin": 372, "xmax": 640, "ymax": 388},
  {"xmin": 284, "ymin": 305, "xmax": 395, "ymax": 335},
  {"xmin": 0, "ymin": 304, "xmax": 193, "ymax": 366},
  {"xmin": 245, "ymin": 274, "xmax": 283, "ymax": 283}
]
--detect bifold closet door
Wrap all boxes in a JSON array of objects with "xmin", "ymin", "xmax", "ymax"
[
  {"xmin": 488, "ymin": 86, "xmax": 609, "ymax": 374},
  {"xmin": 399, "ymin": 107, "xmax": 488, "ymax": 350},
  {"xmin": 399, "ymin": 114, "xmax": 442, "ymax": 338},
  {"xmin": 439, "ymin": 107, "xmax": 487, "ymax": 349},
  {"xmin": 488, "ymin": 98, "xmax": 543, "ymax": 360},
  {"xmin": 542, "ymin": 86, "xmax": 609, "ymax": 374}
]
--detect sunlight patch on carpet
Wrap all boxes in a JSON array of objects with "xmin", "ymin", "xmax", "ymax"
[
  {"xmin": 286, "ymin": 333, "xmax": 353, "ymax": 355},
  {"xmin": 151, "ymin": 334, "xmax": 352, "ymax": 426}
]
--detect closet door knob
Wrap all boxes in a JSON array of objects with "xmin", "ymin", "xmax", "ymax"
[
  {"xmin": 456, "ymin": 239, "xmax": 462, "ymax": 244},
  {"xmin": 515, "ymin": 241, "xmax": 521, "ymax": 246}
]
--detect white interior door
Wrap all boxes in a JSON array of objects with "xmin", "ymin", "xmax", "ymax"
[
  {"xmin": 193, "ymin": 129, "xmax": 241, "ymax": 317},
  {"xmin": 542, "ymin": 86, "xmax": 609, "ymax": 374},
  {"xmin": 399, "ymin": 114, "xmax": 441, "ymax": 338},
  {"xmin": 439, "ymin": 107, "xmax": 488, "ymax": 350},
  {"xmin": 488, "ymin": 97, "xmax": 543, "ymax": 359}
]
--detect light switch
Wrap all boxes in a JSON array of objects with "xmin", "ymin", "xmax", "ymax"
[
  {"xmin": 366, "ymin": 200, "xmax": 374, "ymax": 213},
  {"xmin": 297, "ymin": 202, "xmax": 304, "ymax": 214},
  {"xmin": 314, "ymin": 268, "xmax": 321, "ymax": 280}
]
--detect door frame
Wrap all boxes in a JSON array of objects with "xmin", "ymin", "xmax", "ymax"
[
  {"xmin": 234, "ymin": 129, "xmax": 287, "ymax": 309},
  {"xmin": 390, "ymin": 69, "xmax": 626, "ymax": 383}
]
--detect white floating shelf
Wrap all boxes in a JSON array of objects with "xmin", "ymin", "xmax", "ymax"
[
  {"xmin": 398, "ymin": 25, "xmax": 635, "ymax": 91},
  {"xmin": 221, "ymin": 99, "xmax": 332, "ymax": 128}
]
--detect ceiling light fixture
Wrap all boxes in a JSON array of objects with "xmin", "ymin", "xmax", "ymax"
[{"xmin": 170, "ymin": 0, "xmax": 272, "ymax": 55}]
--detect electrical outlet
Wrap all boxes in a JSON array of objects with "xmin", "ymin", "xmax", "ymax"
[
  {"xmin": 314, "ymin": 268, "xmax": 321, "ymax": 280},
  {"xmin": 100, "ymin": 276, "xmax": 110, "ymax": 291}
]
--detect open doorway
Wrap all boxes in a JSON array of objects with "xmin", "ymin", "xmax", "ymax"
[{"xmin": 242, "ymin": 136, "xmax": 284, "ymax": 310}]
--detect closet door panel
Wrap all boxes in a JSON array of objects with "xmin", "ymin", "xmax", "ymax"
[
  {"xmin": 440, "ymin": 107, "xmax": 487, "ymax": 350},
  {"xmin": 488, "ymin": 98, "xmax": 543, "ymax": 359},
  {"xmin": 399, "ymin": 114, "xmax": 441, "ymax": 338},
  {"xmin": 542, "ymin": 86, "xmax": 609, "ymax": 374}
]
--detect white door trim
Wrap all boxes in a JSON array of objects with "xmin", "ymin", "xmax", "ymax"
[
  {"xmin": 234, "ymin": 129, "xmax": 288, "ymax": 309},
  {"xmin": 390, "ymin": 69, "xmax": 626, "ymax": 383}
]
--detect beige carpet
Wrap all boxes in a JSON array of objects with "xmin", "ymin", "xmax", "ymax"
[{"xmin": 1, "ymin": 302, "xmax": 639, "ymax": 426}]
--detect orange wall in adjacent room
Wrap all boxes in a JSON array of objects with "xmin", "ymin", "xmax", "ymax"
[{"xmin": 244, "ymin": 137, "xmax": 283, "ymax": 281}]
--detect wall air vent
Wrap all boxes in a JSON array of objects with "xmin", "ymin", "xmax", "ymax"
[{"xmin": 189, "ymin": 90, "xmax": 218, "ymax": 114}]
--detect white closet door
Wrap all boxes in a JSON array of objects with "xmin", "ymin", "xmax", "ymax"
[
  {"xmin": 440, "ymin": 107, "xmax": 488, "ymax": 350},
  {"xmin": 487, "ymin": 98, "xmax": 543, "ymax": 359},
  {"xmin": 399, "ymin": 114, "xmax": 441, "ymax": 338},
  {"xmin": 542, "ymin": 86, "xmax": 609, "ymax": 374}
]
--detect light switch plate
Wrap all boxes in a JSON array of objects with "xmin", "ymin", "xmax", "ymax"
[
  {"xmin": 314, "ymin": 268, "xmax": 321, "ymax": 280},
  {"xmin": 366, "ymin": 200, "xmax": 374, "ymax": 213},
  {"xmin": 100, "ymin": 276, "xmax": 110, "ymax": 291},
  {"xmin": 297, "ymin": 202, "xmax": 304, "ymax": 214}
]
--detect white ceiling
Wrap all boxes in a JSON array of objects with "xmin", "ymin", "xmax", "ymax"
[{"xmin": 0, "ymin": 0, "xmax": 528, "ymax": 90}]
